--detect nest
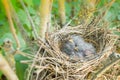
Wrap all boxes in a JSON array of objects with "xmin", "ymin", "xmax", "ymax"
[{"xmin": 26, "ymin": 15, "xmax": 118, "ymax": 80}]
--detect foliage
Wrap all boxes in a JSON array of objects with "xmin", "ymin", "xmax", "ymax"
[{"xmin": 15, "ymin": 54, "xmax": 28, "ymax": 80}]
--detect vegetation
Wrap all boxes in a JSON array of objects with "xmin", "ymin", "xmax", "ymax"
[{"xmin": 0, "ymin": 0, "xmax": 120, "ymax": 80}]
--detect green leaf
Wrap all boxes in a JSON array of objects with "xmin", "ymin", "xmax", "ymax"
[
  {"xmin": 117, "ymin": 15, "xmax": 120, "ymax": 20},
  {"xmin": 24, "ymin": 0, "xmax": 33, "ymax": 7},
  {"xmin": 114, "ymin": 31, "xmax": 120, "ymax": 36},
  {"xmin": 32, "ymin": 0, "xmax": 40, "ymax": 7},
  {"xmin": 15, "ymin": 54, "xmax": 29, "ymax": 80},
  {"xmin": 28, "ymin": 7, "xmax": 36, "ymax": 15},
  {"xmin": 0, "ymin": 71, "xmax": 3, "ymax": 78},
  {"xmin": 17, "ymin": 9, "xmax": 31, "ymax": 27}
]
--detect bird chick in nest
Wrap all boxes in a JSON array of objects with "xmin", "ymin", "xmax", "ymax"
[{"xmin": 60, "ymin": 35, "xmax": 96, "ymax": 61}]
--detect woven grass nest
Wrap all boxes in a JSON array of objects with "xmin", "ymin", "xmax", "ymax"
[{"xmin": 27, "ymin": 16, "xmax": 118, "ymax": 80}]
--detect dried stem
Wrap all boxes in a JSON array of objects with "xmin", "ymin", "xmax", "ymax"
[
  {"xmin": 0, "ymin": 53, "xmax": 18, "ymax": 80},
  {"xmin": 19, "ymin": 0, "xmax": 39, "ymax": 39},
  {"xmin": 9, "ymin": 1, "xmax": 30, "ymax": 45},
  {"xmin": 39, "ymin": 0, "xmax": 53, "ymax": 39},
  {"xmin": 26, "ymin": 47, "xmax": 42, "ymax": 80},
  {"xmin": 92, "ymin": 53, "xmax": 120, "ymax": 80},
  {"xmin": 58, "ymin": 0, "xmax": 66, "ymax": 26},
  {"xmin": 2, "ymin": 0, "xmax": 20, "ymax": 50}
]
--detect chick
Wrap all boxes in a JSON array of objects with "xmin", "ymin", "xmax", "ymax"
[
  {"xmin": 81, "ymin": 42, "xmax": 96, "ymax": 57},
  {"xmin": 61, "ymin": 39, "xmax": 75, "ymax": 56},
  {"xmin": 72, "ymin": 35, "xmax": 96, "ymax": 56},
  {"xmin": 61, "ymin": 35, "xmax": 96, "ymax": 60}
]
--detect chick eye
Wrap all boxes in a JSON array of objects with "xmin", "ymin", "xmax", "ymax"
[{"xmin": 75, "ymin": 44, "xmax": 77, "ymax": 46}]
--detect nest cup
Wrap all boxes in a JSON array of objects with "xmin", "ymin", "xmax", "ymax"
[
  {"xmin": 52, "ymin": 26, "xmax": 117, "ymax": 60},
  {"xmin": 29, "ymin": 23, "xmax": 118, "ymax": 80}
]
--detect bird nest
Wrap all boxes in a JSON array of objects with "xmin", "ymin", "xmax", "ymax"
[{"xmin": 27, "ymin": 17, "xmax": 118, "ymax": 80}]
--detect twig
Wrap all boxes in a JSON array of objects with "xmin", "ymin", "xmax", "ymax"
[
  {"xmin": 19, "ymin": 0, "xmax": 39, "ymax": 39},
  {"xmin": 63, "ymin": 15, "xmax": 78, "ymax": 28},
  {"xmin": 9, "ymin": 1, "xmax": 30, "ymax": 45},
  {"xmin": 92, "ymin": 53, "xmax": 120, "ymax": 80},
  {"xmin": 26, "ymin": 46, "xmax": 42, "ymax": 80}
]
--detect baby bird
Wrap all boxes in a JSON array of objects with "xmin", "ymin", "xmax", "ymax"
[{"xmin": 61, "ymin": 35, "xmax": 96, "ymax": 60}]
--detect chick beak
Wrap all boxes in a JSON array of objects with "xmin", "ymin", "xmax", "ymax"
[
  {"xmin": 74, "ymin": 47, "xmax": 79, "ymax": 51},
  {"xmin": 69, "ymin": 39, "xmax": 74, "ymax": 43}
]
